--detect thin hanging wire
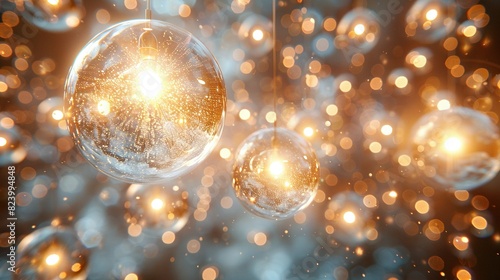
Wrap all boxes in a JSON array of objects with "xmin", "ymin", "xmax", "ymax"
[
  {"xmin": 272, "ymin": 0, "xmax": 278, "ymax": 146},
  {"xmin": 146, "ymin": 0, "xmax": 152, "ymax": 20}
]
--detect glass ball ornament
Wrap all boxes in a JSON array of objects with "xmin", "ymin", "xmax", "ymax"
[
  {"xmin": 0, "ymin": 125, "xmax": 27, "ymax": 166},
  {"xmin": 15, "ymin": 226, "xmax": 89, "ymax": 280},
  {"xmin": 326, "ymin": 191, "xmax": 373, "ymax": 245},
  {"xmin": 411, "ymin": 107, "xmax": 500, "ymax": 190},
  {"xmin": 64, "ymin": 19, "xmax": 226, "ymax": 183},
  {"xmin": 405, "ymin": 0, "xmax": 458, "ymax": 43},
  {"xmin": 237, "ymin": 14, "xmax": 273, "ymax": 57},
  {"xmin": 287, "ymin": 110, "xmax": 330, "ymax": 157},
  {"xmin": 22, "ymin": 0, "xmax": 85, "ymax": 32},
  {"xmin": 37, "ymin": 97, "xmax": 68, "ymax": 136},
  {"xmin": 232, "ymin": 127, "xmax": 320, "ymax": 220},
  {"xmin": 124, "ymin": 183, "xmax": 189, "ymax": 234},
  {"xmin": 335, "ymin": 8, "xmax": 381, "ymax": 55}
]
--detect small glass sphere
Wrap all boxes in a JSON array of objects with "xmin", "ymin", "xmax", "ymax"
[
  {"xmin": 238, "ymin": 14, "xmax": 273, "ymax": 57},
  {"xmin": 335, "ymin": 8, "xmax": 381, "ymax": 55},
  {"xmin": 287, "ymin": 110, "xmax": 329, "ymax": 157},
  {"xmin": 326, "ymin": 192, "xmax": 372, "ymax": 245},
  {"xmin": 0, "ymin": 125, "xmax": 27, "ymax": 166},
  {"xmin": 15, "ymin": 226, "xmax": 89, "ymax": 280},
  {"xmin": 37, "ymin": 97, "xmax": 67, "ymax": 136},
  {"xmin": 65, "ymin": 20, "xmax": 226, "ymax": 183},
  {"xmin": 411, "ymin": 107, "xmax": 500, "ymax": 190},
  {"xmin": 22, "ymin": 0, "xmax": 84, "ymax": 32},
  {"xmin": 232, "ymin": 127, "xmax": 320, "ymax": 220},
  {"xmin": 405, "ymin": 0, "xmax": 457, "ymax": 43},
  {"xmin": 124, "ymin": 184, "xmax": 189, "ymax": 234}
]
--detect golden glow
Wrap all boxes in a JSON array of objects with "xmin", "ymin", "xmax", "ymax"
[
  {"xmin": 265, "ymin": 111, "xmax": 276, "ymax": 123},
  {"xmin": 0, "ymin": 136, "xmax": 7, "ymax": 147},
  {"xmin": 394, "ymin": 76, "xmax": 408, "ymax": 88},
  {"xmin": 415, "ymin": 200, "xmax": 430, "ymax": 214},
  {"xmin": 443, "ymin": 136, "xmax": 462, "ymax": 153},
  {"xmin": 353, "ymin": 23, "xmax": 366, "ymax": 35},
  {"xmin": 389, "ymin": 191, "xmax": 398, "ymax": 198},
  {"xmin": 97, "ymin": 100, "xmax": 111, "ymax": 116},
  {"xmin": 456, "ymin": 269, "xmax": 472, "ymax": 280},
  {"xmin": 398, "ymin": 154, "xmax": 412, "ymax": 166},
  {"xmin": 463, "ymin": 26, "xmax": 477, "ymax": 38},
  {"xmin": 45, "ymin": 253, "xmax": 60, "ymax": 266},
  {"xmin": 339, "ymin": 81, "xmax": 352, "ymax": 92},
  {"xmin": 239, "ymin": 109, "xmax": 251, "ymax": 120},
  {"xmin": 471, "ymin": 216, "xmax": 487, "ymax": 230},
  {"xmin": 150, "ymin": 198, "xmax": 165, "ymax": 210},
  {"xmin": 381, "ymin": 124, "xmax": 393, "ymax": 136},
  {"xmin": 252, "ymin": 29, "xmax": 264, "ymax": 41},
  {"xmin": 52, "ymin": 109, "xmax": 64, "ymax": 120},
  {"xmin": 124, "ymin": 273, "xmax": 139, "ymax": 280},
  {"xmin": 326, "ymin": 104, "xmax": 338, "ymax": 116},
  {"xmin": 369, "ymin": 142, "xmax": 382, "ymax": 153},
  {"xmin": 343, "ymin": 211, "xmax": 356, "ymax": 224},
  {"xmin": 413, "ymin": 55, "xmax": 427, "ymax": 68},
  {"xmin": 269, "ymin": 160, "xmax": 284, "ymax": 177},
  {"xmin": 303, "ymin": 127, "xmax": 314, "ymax": 137},
  {"xmin": 437, "ymin": 99, "xmax": 451, "ymax": 110},
  {"xmin": 47, "ymin": 0, "xmax": 60, "ymax": 6},
  {"xmin": 425, "ymin": 9, "xmax": 438, "ymax": 21},
  {"xmin": 138, "ymin": 69, "xmax": 162, "ymax": 99}
]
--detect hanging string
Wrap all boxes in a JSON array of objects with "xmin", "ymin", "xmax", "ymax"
[{"xmin": 272, "ymin": 0, "xmax": 278, "ymax": 146}]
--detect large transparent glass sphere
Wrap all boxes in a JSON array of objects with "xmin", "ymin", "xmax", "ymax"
[
  {"xmin": 411, "ymin": 107, "xmax": 500, "ymax": 190},
  {"xmin": 232, "ymin": 127, "xmax": 320, "ymax": 220},
  {"xmin": 64, "ymin": 20, "xmax": 226, "ymax": 183},
  {"xmin": 15, "ymin": 226, "xmax": 89, "ymax": 280},
  {"xmin": 124, "ymin": 183, "xmax": 189, "ymax": 235}
]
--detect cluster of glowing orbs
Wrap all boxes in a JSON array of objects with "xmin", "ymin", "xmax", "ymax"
[
  {"xmin": 335, "ymin": 8, "xmax": 381, "ymax": 55},
  {"xmin": 15, "ymin": 226, "xmax": 89, "ymax": 280},
  {"xmin": 124, "ymin": 184, "xmax": 189, "ymax": 234},
  {"xmin": 232, "ymin": 128, "xmax": 320, "ymax": 220},
  {"xmin": 22, "ymin": 0, "xmax": 85, "ymax": 32},
  {"xmin": 64, "ymin": 20, "xmax": 226, "ymax": 183},
  {"xmin": 405, "ymin": 0, "xmax": 458, "ymax": 43},
  {"xmin": 238, "ymin": 14, "xmax": 273, "ymax": 57},
  {"xmin": 411, "ymin": 107, "xmax": 500, "ymax": 190}
]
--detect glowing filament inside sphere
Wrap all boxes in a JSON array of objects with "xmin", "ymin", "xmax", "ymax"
[
  {"xmin": 150, "ymin": 198, "xmax": 165, "ymax": 210},
  {"xmin": 269, "ymin": 160, "xmax": 284, "ymax": 177},
  {"xmin": 425, "ymin": 9, "xmax": 438, "ymax": 21},
  {"xmin": 443, "ymin": 136, "xmax": 462, "ymax": 154},
  {"xmin": 137, "ymin": 68, "xmax": 162, "ymax": 99},
  {"xmin": 45, "ymin": 253, "xmax": 60, "ymax": 266},
  {"xmin": 343, "ymin": 211, "xmax": 356, "ymax": 224}
]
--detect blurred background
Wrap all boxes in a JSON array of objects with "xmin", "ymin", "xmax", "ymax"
[{"xmin": 1, "ymin": 0, "xmax": 500, "ymax": 279}]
